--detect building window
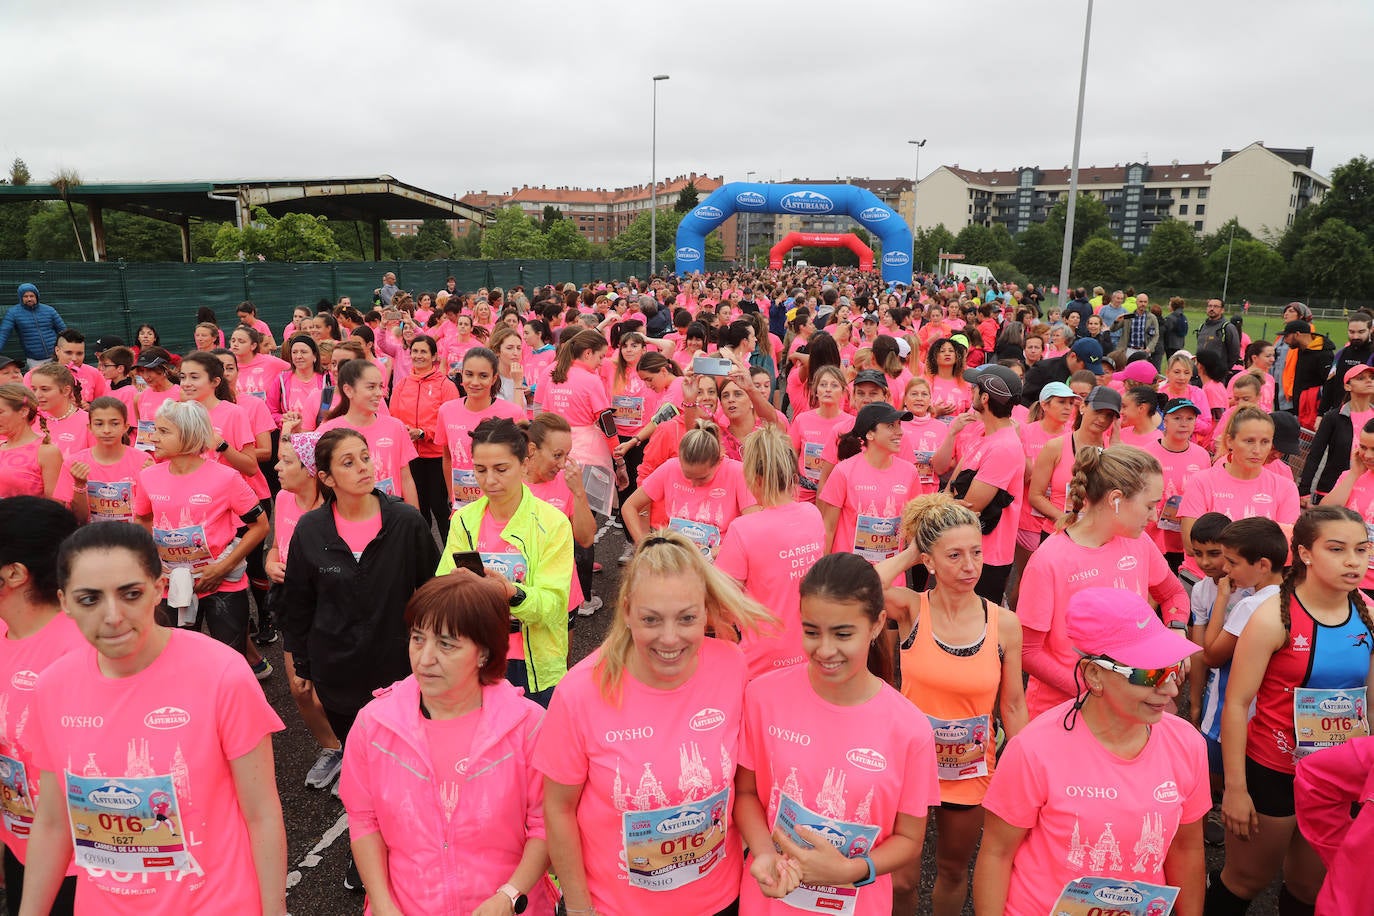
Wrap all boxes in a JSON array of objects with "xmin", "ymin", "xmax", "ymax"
[
  {"xmin": 1178, "ymin": 205, "xmax": 1188, "ymax": 215},
  {"xmin": 1194, "ymin": 220, "xmax": 1204, "ymax": 231},
  {"xmin": 1197, "ymin": 188, "xmax": 1208, "ymax": 199},
  {"xmin": 1180, "ymin": 188, "xmax": 1190, "ymax": 199},
  {"xmin": 1196, "ymin": 205, "xmax": 1205, "ymax": 215}
]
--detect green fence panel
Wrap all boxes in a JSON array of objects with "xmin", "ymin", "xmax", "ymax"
[
  {"xmin": 0, "ymin": 262, "xmax": 133, "ymax": 348},
  {"xmin": 122, "ymin": 263, "xmax": 251, "ymax": 350}
]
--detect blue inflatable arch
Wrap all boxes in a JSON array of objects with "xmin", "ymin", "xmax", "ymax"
[{"xmin": 675, "ymin": 182, "xmax": 913, "ymax": 284}]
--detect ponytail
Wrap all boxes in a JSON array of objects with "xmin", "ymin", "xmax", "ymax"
[{"xmin": 550, "ymin": 330, "xmax": 605, "ymax": 385}]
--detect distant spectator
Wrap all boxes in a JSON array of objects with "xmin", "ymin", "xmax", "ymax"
[
  {"xmin": 0, "ymin": 283, "xmax": 66, "ymax": 369},
  {"xmin": 376, "ymin": 272, "xmax": 399, "ymax": 306},
  {"xmin": 1196, "ymin": 298, "xmax": 1240, "ymax": 369}
]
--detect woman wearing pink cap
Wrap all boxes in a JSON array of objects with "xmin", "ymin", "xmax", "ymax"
[{"xmin": 974, "ymin": 588, "xmax": 1208, "ymax": 916}]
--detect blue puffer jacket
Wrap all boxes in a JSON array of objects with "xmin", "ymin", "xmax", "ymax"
[{"xmin": 0, "ymin": 284, "xmax": 67, "ymax": 361}]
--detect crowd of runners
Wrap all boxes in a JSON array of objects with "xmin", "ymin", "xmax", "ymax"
[{"xmin": 0, "ymin": 270, "xmax": 1371, "ymax": 916}]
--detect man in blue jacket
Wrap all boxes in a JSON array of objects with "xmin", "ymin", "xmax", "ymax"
[{"xmin": 0, "ymin": 283, "xmax": 66, "ymax": 369}]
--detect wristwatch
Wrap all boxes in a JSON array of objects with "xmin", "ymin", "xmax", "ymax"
[
  {"xmin": 498, "ymin": 883, "xmax": 528, "ymax": 913},
  {"xmin": 215, "ymin": 439, "xmax": 229, "ymax": 453},
  {"xmin": 509, "ymin": 585, "xmax": 527, "ymax": 607}
]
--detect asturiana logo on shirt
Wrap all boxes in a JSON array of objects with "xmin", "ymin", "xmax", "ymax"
[
  {"xmin": 189, "ymin": 493, "xmax": 212, "ymax": 506},
  {"xmin": 10, "ymin": 669, "xmax": 38, "ymax": 691},
  {"xmin": 689, "ymin": 707, "xmax": 726, "ymax": 732},
  {"xmin": 144, "ymin": 706, "xmax": 191, "ymax": 730},
  {"xmin": 1153, "ymin": 780, "xmax": 1181, "ymax": 803},
  {"xmin": 846, "ymin": 747, "xmax": 887, "ymax": 772},
  {"xmin": 1116, "ymin": 555, "xmax": 1138, "ymax": 572},
  {"xmin": 87, "ymin": 783, "xmax": 142, "ymax": 810}
]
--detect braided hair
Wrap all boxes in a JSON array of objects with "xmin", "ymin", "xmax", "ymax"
[
  {"xmin": 1277, "ymin": 505, "xmax": 1374, "ymax": 636},
  {"xmin": 1061, "ymin": 444, "xmax": 1162, "ymax": 530}
]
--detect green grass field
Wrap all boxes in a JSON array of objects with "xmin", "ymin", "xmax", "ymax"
[{"xmin": 1180, "ymin": 308, "xmax": 1350, "ymax": 348}]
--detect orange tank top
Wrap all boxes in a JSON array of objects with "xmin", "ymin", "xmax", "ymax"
[{"xmin": 898, "ymin": 591, "xmax": 1002, "ymax": 805}]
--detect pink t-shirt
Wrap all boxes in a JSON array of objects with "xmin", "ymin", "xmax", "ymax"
[
  {"xmin": 42, "ymin": 408, "xmax": 90, "ymax": 459},
  {"xmin": 54, "ymin": 446, "xmax": 153, "ymax": 522},
  {"xmin": 738, "ymin": 666, "xmax": 940, "ymax": 916},
  {"xmin": 271, "ymin": 490, "xmax": 316, "ymax": 564},
  {"xmin": 203, "ymin": 400, "xmax": 269, "ymax": 500},
  {"xmin": 533, "ymin": 639, "xmax": 748, "ymax": 916},
  {"xmin": 234, "ymin": 354, "xmax": 289, "ymax": 403},
  {"xmin": 926, "ymin": 375, "xmax": 970, "ymax": 415},
  {"xmin": 278, "ymin": 373, "xmax": 325, "ymax": 430},
  {"xmin": 333, "ymin": 506, "xmax": 382, "ymax": 559},
  {"xmin": 1115, "ymin": 422, "xmax": 1160, "ymax": 450},
  {"xmin": 421, "ymin": 709, "xmax": 482, "ymax": 821},
  {"xmin": 1141, "ymin": 438, "xmax": 1209, "ymax": 556},
  {"xmin": 0, "ymin": 441, "xmax": 44, "ymax": 497},
  {"xmin": 716, "ymin": 502, "xmax": 826, "ymax": 679},
  {"xmin": 134, "ymin": 387, "xmax": 179, "ymax": 453},
  {"xmin": 27, "ymin": 630, "xmax": 285, "ymax": 916},
  {"xmin": 108, "ymin": 382, "xmax": 139, "ymax": 419},
  {"xmin": 537, "ymin": 364, "xmax": 612, "ymax": 430},
  {"xmin": 954, "ymin": 425, "xmax": 1024, "ymax": 567},
  {"xmin": 434, "ymin": 397, "xmax": 527, "ymax": 508},
  {"xmin": 0, "ymin": 613, "xmax": 86, "ymax": 863},
  {"xmin": 790, "ymin": 409, "xmax": 852, "ymax": 500},
  {"xmin": 1177, "ymin": 462, "xmax": 1300, "ymax": 529},
  {"xmin": 526, "ymin": 476, "xmax": 584, "ymax": 610},
  {"xmin": 316, "ymin": 413, "xmax": 418, "ymax": 500},
  {"xmin": 1019, "ymin": 531, "xmax": 1183, "ymax": 718},
  {"xmin": 474, "ymin": 514, "xmax": 529, "ymax": 659},
  {"xmin": 638, "ymin": 458, "xmax": 756, "ymax": 551},
  {"xmin": 440, "ymin": 335, "xmax": 482, "ymax": 375},
  {"xmin": 1334, "ymin": 468, "xmax": 1374, "ymax": 590},
  {"xmin": 818, "ymin": 453, "xmax": 920, "ymax": 562},
  {"xmin": 982, "ymin": 701, "xmax": 1210, "ymax": 916},
  {"xmin": 134, "ymin": 460, "xmax": 258, "ymax": 592},
  {"xmin": 603, "ymin": 363, "xmax": 659, "ymax": 438}
]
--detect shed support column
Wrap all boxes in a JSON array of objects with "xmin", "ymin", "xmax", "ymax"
[
  {"xmin": 88, "ymin": 204, "xmax": 107, "ymax": 262},
  {"xmin": 178, "ymin": 217, "xmax": 192, "ymax": 263},
  {"xmin": 372, "ymin": 220, "xmax": 382, "ymax": 260}
]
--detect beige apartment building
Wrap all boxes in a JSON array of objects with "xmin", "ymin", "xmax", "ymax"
[{"xmin": 912, "ymin": 141, "xmax": 1328, "ymax": 253}]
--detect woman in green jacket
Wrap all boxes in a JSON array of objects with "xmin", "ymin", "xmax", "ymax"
[{"xmin": 437, "ymin": 417, "xmax": 573, "ymax": 706}]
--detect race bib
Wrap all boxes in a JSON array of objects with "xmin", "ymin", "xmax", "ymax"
[
  {"xmin": 479, "ymin": 551, "xmax": 528, "ymax": 585},
  {"xmin": 1051, "ymin": 876, "xmax": 1178, "ymax": 916},
  {"xmin": 1366, "ymin": 523, "xmax": 1374, "ymax": 569},
  {"xmin": 773, "ymin": 793, "xmax": 879, "ymax": 915},
  {"xmin": 64, "ymin": 772, "xmax": 187, "ymax": 873},
  {"xmin": 135, "ymin": 420, "xmax": 156, "ymax": 453},
  {"xmin": 853, "ymin": 515, "xmax": 900, "ymax": 563},
  {"xmin": 912, "ymin": 451, "xmax": 936, "ymax": 485},
  {"xmin": 801, "ymin": 442, "xmax": 825, "ymax": 488},
  {"xmin": 451, "ymin": 468, "xmax": 482, "ymax": 509},
  {"xmin": 1293, "ymin": 686, "xmax": 1369, "ymax": 760},
  {"xmin": 622, "ymin": 785, "xmax": 730, "ymax": 891},
  {"xmin": 613, "ymin": 394, "xmax": 645, "ymax": 429},
  {"xmin": 1156, "ymin": 494, "xmax": 1183, "ymax": 532},
  {"xmin": 926, "ymin": 714, "xmax": 990, "ymax": 781},
  {"xmin": 669, "ymin": 517, "xmax": 722, "ymax": 558},
  {"xmin": 87, "ymin": 480, "xmax": 135, "ymax": 522},
  {"xmin": 0, "ymin": 754, "xmax": 35, "ymax": 836},
  {"xmin": 152, "ymin": 524, "xmax": 213, "ymax": 574}
]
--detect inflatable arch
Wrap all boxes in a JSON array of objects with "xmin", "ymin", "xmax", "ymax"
[
  {"xmin": 675, "ymin": 182, "xmax": 912, "ymax": 284},
  {"xmin": 769, "ymin": 232, "xmax": 874, "ymax": 272}
]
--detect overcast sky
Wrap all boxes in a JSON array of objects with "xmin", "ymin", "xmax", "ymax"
[{"xmin": 7, "ymin": 0, "xmax": 1370, "ymax": 200}]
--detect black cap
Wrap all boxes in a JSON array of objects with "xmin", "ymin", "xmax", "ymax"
[
  {"xmin": 1084, "ymin": 386, "xmax": 1122, "ymax": 414},
  {"xmin": 963, "ymin": 364, "xmax": 1023, "ymax": 403},
  {"xmin": 1282, "ymin": 319, "xmax": 1312, "ymax": 337},
  {"xmin": 92, "ymin": 335, "xmax": 125, "ymax": 352},
  {"xmin": 847, "ymin": 402, "xmax": 914, "ymax": 439},
  {"xmin": 1270, "ymin": 410, "xmax": 1301, "ymax": 455},
  {"xmin": 0, "ymin": 355, "xmax": 16, "ymax": 370},
  {"xmin": 134, "ymin": 352, "xmax": 170, "ymax": 370},
  {"xmin": 852, "ymin": 369, "xmax": 889, "ymax": 390}
]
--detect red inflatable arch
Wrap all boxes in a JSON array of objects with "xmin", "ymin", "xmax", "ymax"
[{"xmin": 768, "ymin": 231, "xmax": 874, "ymax": 272}]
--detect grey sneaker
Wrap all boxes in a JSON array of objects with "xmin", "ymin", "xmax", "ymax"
[
  {"xmin": 577, "ymin": 596, "xmax": 603, "ymax": 617},
  {"xmin": 305, "ymin": 746, "xmax": 344, "ymax": 790}
]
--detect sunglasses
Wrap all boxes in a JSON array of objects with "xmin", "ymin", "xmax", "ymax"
[{"xmin": 1090, "ymin": 656, "xmax": 1183, "ymax": 688}]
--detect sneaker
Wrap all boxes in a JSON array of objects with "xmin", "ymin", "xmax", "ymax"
[
  {"xmin": 250, "ymin": 659, "xmax": 272, "ymax": 681},
  {"xmin": 305, "ymin": 747, "xmax": 344, "ymax": 790},
  {"xmin": 617, "ymin": 543, "xmax": 634, "ymax": 565},
  {"xmin": 607, "ymin": 516, "xmax": 623, "ymax": 529},
  {"xmin": 1204, "ymin": 812, "xmax": 1226, "ymax": 846},
  {"xmin": 577, "ymin": 596, "xmax": 603, "ymax": 617},
  {"xmin": 252, "ymin": 626, "xmax": 280, "ymax": 647},
  {"xmin": 343, "ymin": 858, "xmax": 362, "ymax": 893}
]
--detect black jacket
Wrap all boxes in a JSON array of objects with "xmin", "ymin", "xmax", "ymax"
[
  {"xmin": 1021, "ymin": 355, "xmax": 1071, "ymax": 406},
  {"xmin": 1292, "ymin": 335, "xmax": 1336, "ymax": 411},
  {"xmin": 281, "ymin": 491, "xmax": 439, "ymax": 715},
  {"xmin": 1299, "ymin": 406, "xmax": 1354, "ymax": 498},
  {"xmin": 1321, "ymin": 340, "xmax": 1374, "ymax": 413}
]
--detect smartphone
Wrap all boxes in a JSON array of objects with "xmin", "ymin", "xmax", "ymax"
[
  {"xmin": 692, "ymin": 355, "xmax": 734, "ymax": 377},
  {"xmin": 450, "ymin": 551, "xmax": 485, "ymax": 576},
  {"xmin": 651, "ymin": 401, "xmax": 681, "ymax": 425},
  {"xmin": 596, "ymin": 409, "xmax": 619, "ymax": 438}
]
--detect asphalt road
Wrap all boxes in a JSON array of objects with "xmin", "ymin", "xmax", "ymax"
[{"xmin": 6, "ymin": 519, "xmax": 1271, "ymax": 915}]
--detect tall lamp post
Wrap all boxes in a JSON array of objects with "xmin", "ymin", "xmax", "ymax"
[
  {"xmin": 1056, "ymin": 0, "xmax": 1094, "ymax": 309},
  {"xmin": 744, "ymin": 169, "xmax": 756, "ymax": 267},
  {"xmin": 650, "ymin": 74, "xmax": 670, "ymax": 277},
  {"xmin": 907, "ymin": 139, "xmax": 926, "ymax": 269}
]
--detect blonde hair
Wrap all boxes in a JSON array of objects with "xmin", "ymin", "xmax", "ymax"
[
  {"xmin": 596, "ymin": 530, "xmax": 775, "ymax": 702},
  {"xmin": 1062, "ymin": 444, "xmax": 1162, "ymax": 528},
  {"xmin": 679, "ymin": 420, "xmax": 723, "ymax": 467},
  {"xmin": 741, "ymin": 425, "xmax": 797, "ymax": 507},
  {"xmin": 155, "ymin": 399, "xmax": 214, "ymax": 456},
  {"xmin": 0, "ymin": 383, "xmax": 38, "ymax": 425},
  {"xmin": 901, "ymin": 492, "xmax": 981, "ymax": 554},
  {"xmin": 1166, "ymin": 351, "xmax": 1194, "ymax": 375},
  {"xmin": 850, "ymin": 347, "xmax": 875, "ymax": 372}
]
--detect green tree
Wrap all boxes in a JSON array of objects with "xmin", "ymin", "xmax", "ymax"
[
  {"xmin": 986, "ymin": 260, "xmax": 1028, "ymax": 288},
  {"xmin": 453, "ymin": 227, "xmax": 483, "ymax": 259},
  {"xmin": 913, "ymin": 224, "xmax": 956, "ymax": 272},
  {"xmin": 102, "ymin": 211, "xmax": 184, "ymax": 261},
  {"xmin": 1318, "ymin": 155, "xmax": 1374, "ymax": 244},
  {"xmin": 1205, "ymin": 238, "xmax": 1285, "ymax": 297},
  {"xmin": 0, "ymin": 158, "xmax": 37, "ymax": 258},
  {"xmin": 1012, "ymin": 223, "xmax": 1061, "ymax": 280},
  {"xmin": 610, "ymin": 209, "xmax": 676, "ymax": 261},
  {"xmin": 1045, "ymin": 193, "xmax": 1110, "ymax": 260},
  {"xmin": 952, "ymin": 223, "xmax": 1016, "ymax": 266},
  {"xmin": 209, "ymin": 207, "xmax": 342, "ymax": 261},
  {"xmin": 481, "ymin": 207, "xmax": 547, "ymax": 259},
  {"xmin": 1133, "ymin": 219, "xmax": 1204, "ymax": 287},
  {"xmin": 411, "ymin": 219, "xmax": 454, "ymax": 260},
  {"xmin": 1071, "ymin": 236, "xmax": 1129, "ymax": 288},
  {"xmin": 25, "ymin": 203, "xmax": 86, "ymax": 259},
  {"xmin": 674, "ymin": 183, "xmax": 700, "ymax": 213},
  {"xmin": 540, "ymin": 205, "xmax": 564, "ymax": 232},
  {"xmin": 1291, "ymin": 218, "xmax": 1374, "ymax": 298},
  {"xmin": 1199, "ymin": 218, "xmax": 1254, "ymax": 260},
  {"xmin": 545, "ymin": 219, "xmax": 591, "ymax": 259}
]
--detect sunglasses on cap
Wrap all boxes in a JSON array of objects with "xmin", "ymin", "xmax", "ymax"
[{"xmin": 1090, "ymin": 656, "xmax": 1183, "ymax": 688}]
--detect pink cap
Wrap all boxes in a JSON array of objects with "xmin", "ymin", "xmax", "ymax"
[
  {"xmin": 1066, "ymin": 588, "xmax": 1198, "ymax": 668},
  {"xmin": 1344, "ymin": 363, "xmax": 1374, "ymax": 384},
  {"xmin": 1118, "ymin": 360, "xmax": 1161, "ymax": 385}
]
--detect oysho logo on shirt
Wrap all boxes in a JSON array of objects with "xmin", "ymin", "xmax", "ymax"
[
  {"xmin": 60, "ymin": 715, "xmax": 104, "ymax": 728},
  {"xmin": 10, "ymin": 669, "xmax": 38, "ymax": 691},
  {"xmin": 846, "ymin": 747, "xmax": 887, "ymax": 772},
  {"xmin": 768, "ymin": 725, "xmax": 811, "ymax": 746},
  {"xmin": 604, "ymin": 726, "xmax": 655, "ymax": 743},
  {"xmin": 1067, "ymin": 568, "xmax": 1100, "ymax": 584},
  {"xmin": 689, "ymin": 707, "xmax": 726, "ymax": 732},
  {"xmin": 1153, "ymin": 780, "xmax": 1181, "ymax": 803},
  {"xmin": 1065, "ymin": 784, "xmax": 1119, "ymax": 799},
  {"xmin": 144, "ymin": 706, "xmax": 191, "ymax": 730}
]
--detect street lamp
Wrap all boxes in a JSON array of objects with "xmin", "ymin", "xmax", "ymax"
[
  {"xmin": 744, "ymin": 169, "xmax": 756, "ymax": 267},
  {"xmin": 1056, "ymin": 0, "xmax": 1094, "ymax": 308},
  {"xmin": 650, "ymin": 74, "xmax": 670, "ymax": 277},
  {"xmin": 907, "ymin": 139, "xmax": 926, "ymax": 268}
]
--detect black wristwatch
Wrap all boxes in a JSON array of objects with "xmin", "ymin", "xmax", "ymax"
[
  {"xmin": 509, "ymin": 585, "xmax": 527, "ymax": 607},
  {"xmin": 498, "ymin": 883, "xmax": 528, "ymax": 913},
  {"xmin": 215, "ymin": 439, "xmax": 230, "ymax": 453}
]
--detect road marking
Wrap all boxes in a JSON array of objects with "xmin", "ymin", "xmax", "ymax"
[{"xmin": 285, "ymin": 811, "xmax": 350, "ymax": 890}]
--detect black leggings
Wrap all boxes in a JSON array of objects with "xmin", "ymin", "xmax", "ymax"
[
  {"xmin": 615, "ymin": 436, "xmax": 645, "ymax": 530},
  {"xmin": 323, "ymin": 707, "xmax": 359, "ymax": 747},
  {"xmin": 574, "ymin": 544, "xmax": 594, "ymax": 603},
  {"xmin": 4, "ymin": 845, "xmax": 76, "ymax": 916},
  {"xmin": 409, "ymin": 455, "xmax": 451, "ymax": 541}
]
